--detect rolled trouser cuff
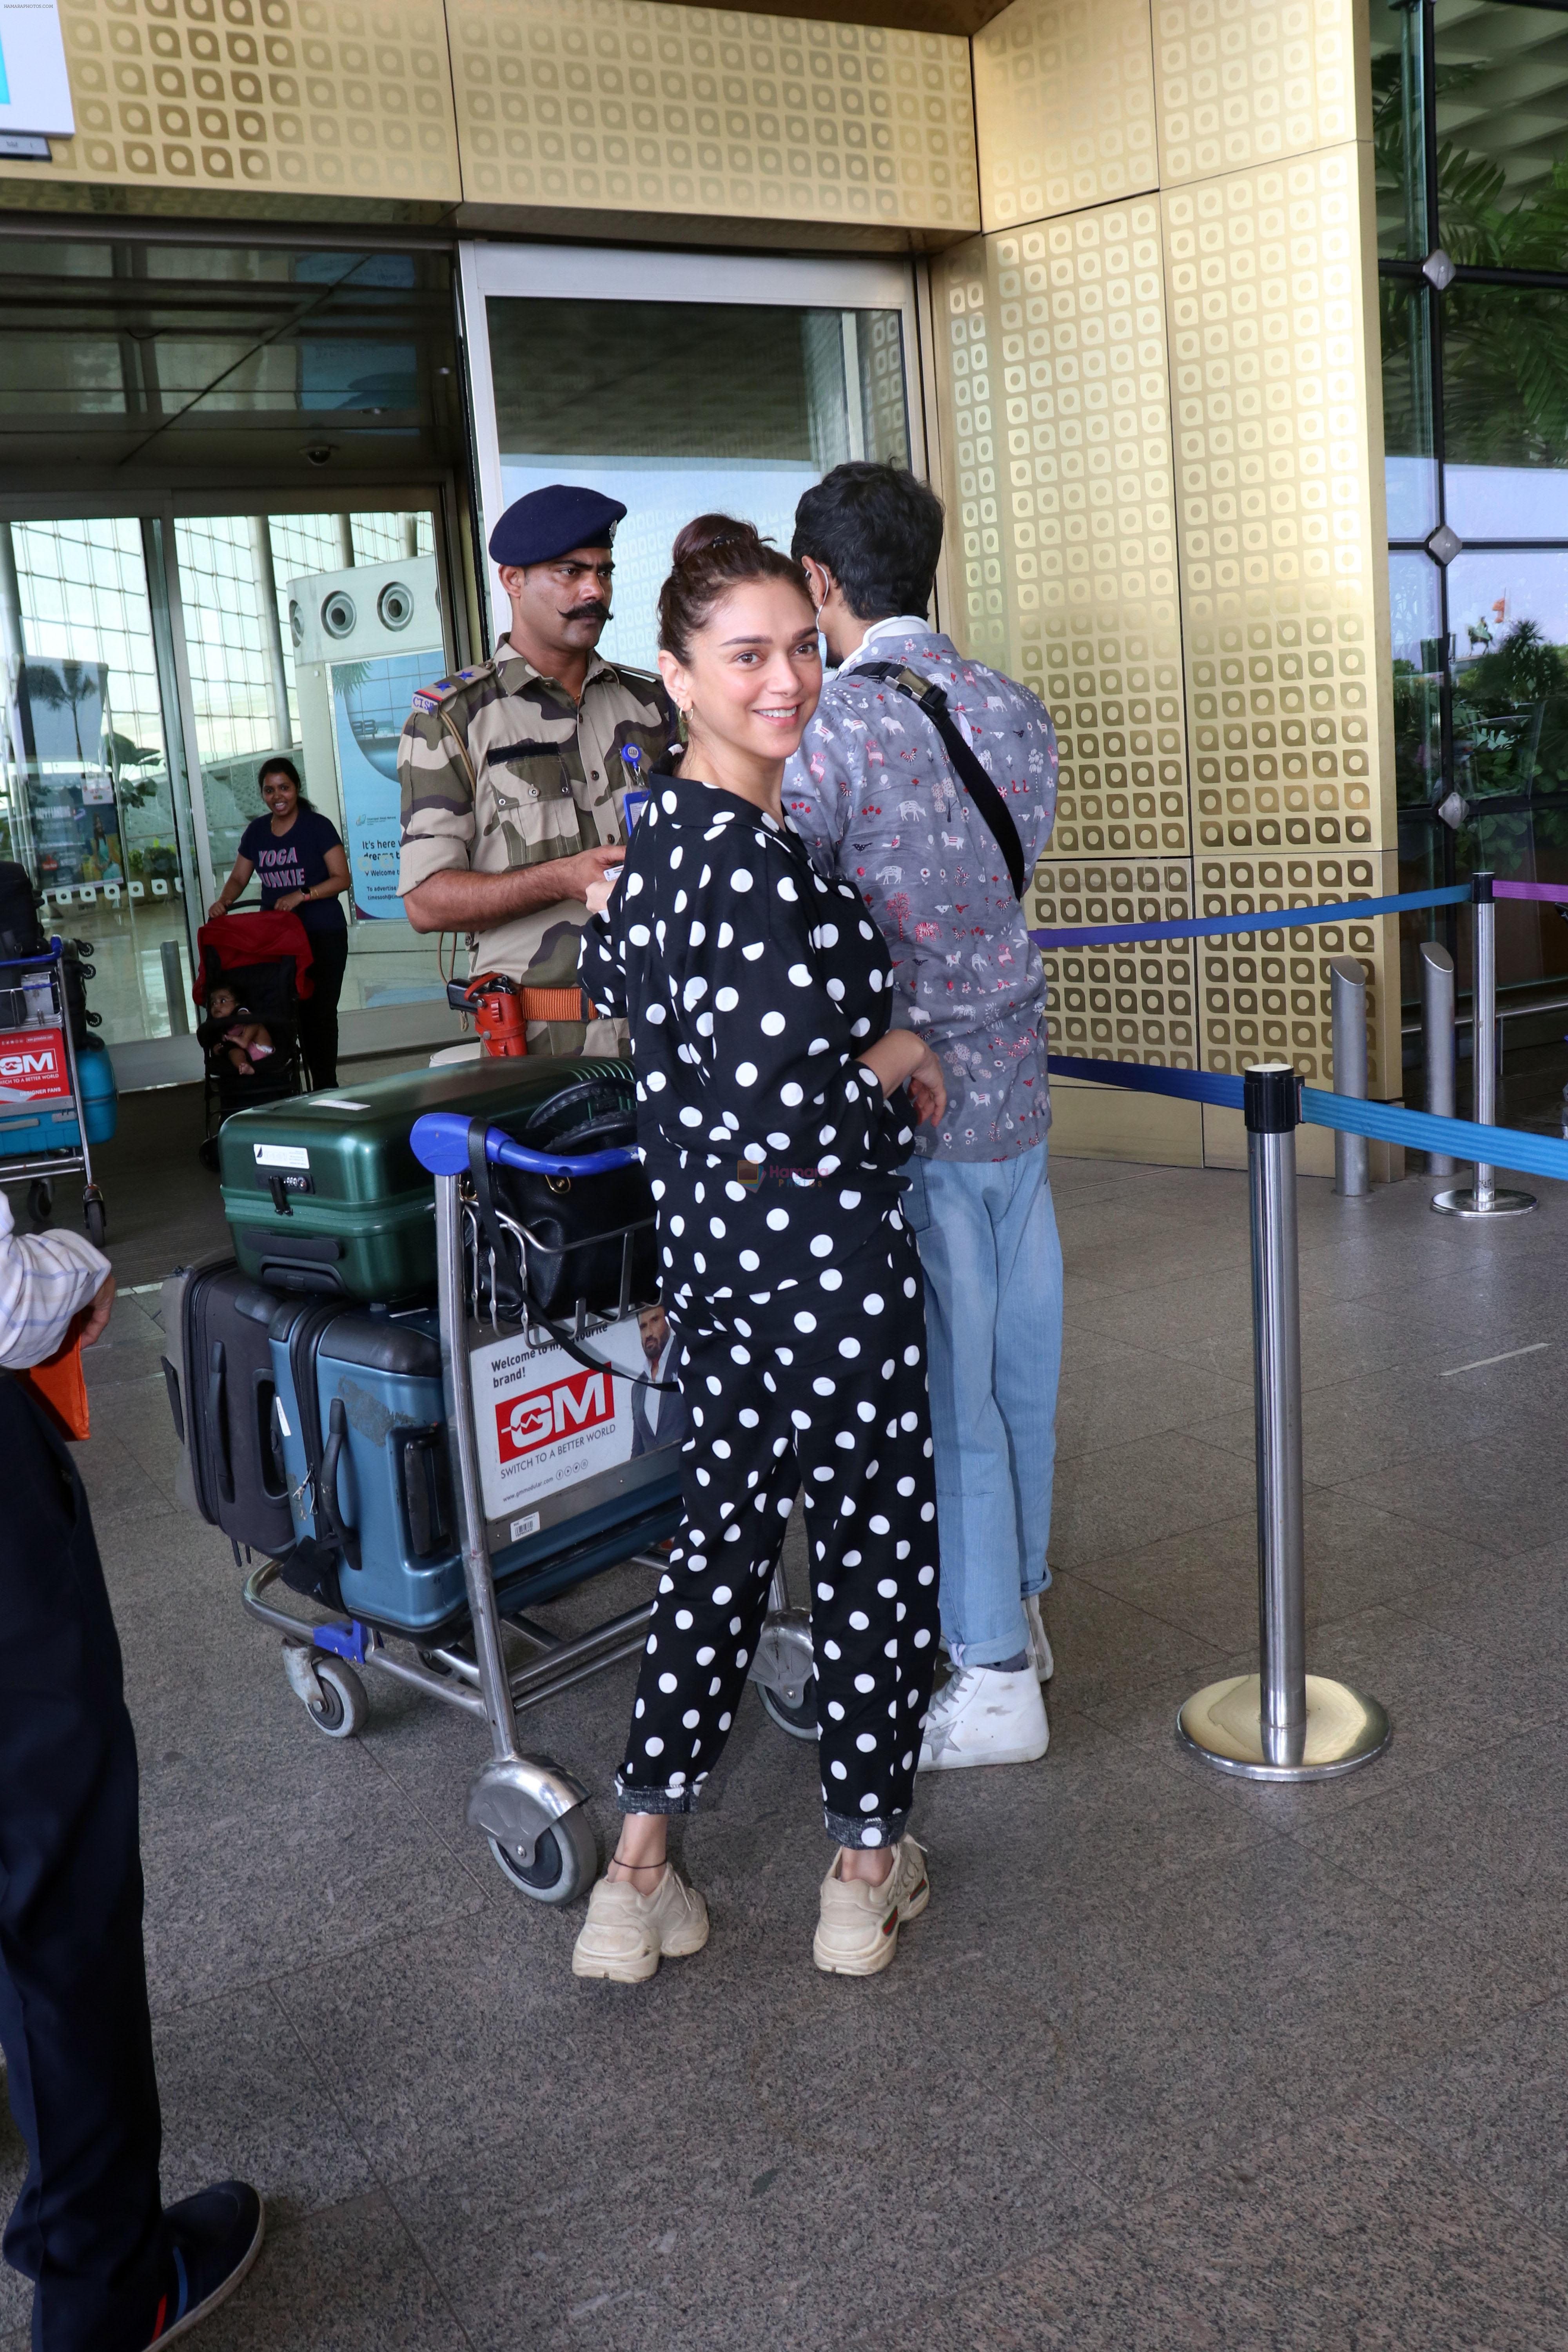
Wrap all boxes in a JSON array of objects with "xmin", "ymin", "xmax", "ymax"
[
  {"xmin": 614, "ymin": 1777, "xmax": 699, "ymax": 1816},
  {"xmin": 823, "ymin": 1805, "xmax": 910, "ymax": 1849}
]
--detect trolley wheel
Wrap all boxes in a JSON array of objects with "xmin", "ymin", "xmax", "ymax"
[
  {"xmin": 26, "ymin": 1179, "xmax": 53, "ymax": 1228},
  {"xmin": 759, "ymin": 1673, "xmax": 819, "ymax": 1742},
  {"xmin": 83, "ymin": 1189, "xmax": 106, "ymax": 1249},
  {"xmin": 301, "ymin": 1659, "xmax": 367, "ymax": 1740},
  {"xmin": 486, "ymin": 1804, "xmax": 598, "ymax": 1906},
  {"xmin": 197, "ymin": 1136, "xmax": 221, "ymax": 1173}
]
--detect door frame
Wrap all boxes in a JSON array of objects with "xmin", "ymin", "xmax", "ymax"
[
  {"xmin": 457, "ymin": 239, "xmax": 930, "ymax": 649},
  {"xmin": 0, "ymin": 488, "xmax": 463, "ymax": 1083}
]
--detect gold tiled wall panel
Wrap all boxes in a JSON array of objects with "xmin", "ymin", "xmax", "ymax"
[
  {"xmin": 1195, "ymin": 851, "xmax": 1394, "ymax": 1091},
  {"xmin": 446, "ymin": 0, "xmax": 978, "ymax": 229},
  {"xmin": 0, "ymin": 0, "xmax": 462, "ymax": 205},
  {"xmin": 936, "ymin": 236, "xmax": 1011, "ymax": 674},
  {"xmin": 934, "ymin": 199, "xmax": 1189, "ymax": 855},
  {"xmin": 972, "ymin": 0, "xmax": 1157, "ymax": 232},
  {"xmin": 1152, "ymin": 0, "xmax": 1365, "ymax": 186},
  {"xmin": 1032, "ymin": 861, "xmax": 1197, "ymax": 1070},
  {"xmin": 1164, "ymin": 149, "xmax": 1392, "ymax": 866},
  {"xmin": 0, "ymin": 0, "xmax": 980, "ymax": 233}
]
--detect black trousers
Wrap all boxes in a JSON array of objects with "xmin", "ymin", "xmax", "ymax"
[
  {"xmin": 616, "ymin": 1222, "xmax": 941, "ymax": 1848},
  {"xmin": 0, "ymin": 1380, "xmax": 166, "ymax": 2352},
  {"xmin": 298, "ymin": 924, "xmax": 348, "ymax": 1092}
]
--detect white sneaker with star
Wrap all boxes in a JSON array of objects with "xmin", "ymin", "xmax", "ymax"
[{"xmin": 918, "ymin": 1663, "xmax": 1050, "ymax": 1771}]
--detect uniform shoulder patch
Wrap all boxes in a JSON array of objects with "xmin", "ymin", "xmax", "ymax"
[{"xmin": 412, "ymin": 659, "xmax": 493, "ymax": 715}]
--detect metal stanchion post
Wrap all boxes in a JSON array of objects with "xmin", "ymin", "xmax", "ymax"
[
  {"xmin": 1419, "ymin": 939, "xmax": 1457, "ymax": 1178},
  {"xmin": 1432, "ymin": 871, "xmax": 1535, "ymax": 1217},
  {"xmin": 159, "ymin": 937, "xmax": 189, "ymax": 1036},
  {"xmin": 1178, "ymin": 1064, "xmax": 1391, "ymax": 1781},
  {"xmin": 1328, "ymin": 955, "xmax": 1369, "ymax": 1198}
]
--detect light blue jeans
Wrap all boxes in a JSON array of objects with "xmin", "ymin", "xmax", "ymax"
[{"xmin": 902, "ymin": 1143, "xmax": 1063, "ymax": 1668}]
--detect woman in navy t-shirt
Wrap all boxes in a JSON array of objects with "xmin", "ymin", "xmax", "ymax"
[{"xmin": 209, "ymin": 757, "xmax": 350, "ymax": 1089}]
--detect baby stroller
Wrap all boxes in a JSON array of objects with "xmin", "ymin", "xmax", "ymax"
[{"xmin": 195, "ymin": 910, "xmax": 314, "ymax": 1168}]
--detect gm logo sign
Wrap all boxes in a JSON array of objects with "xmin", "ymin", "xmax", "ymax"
[
  {"xmin": 0, "ymin": 1030, "xmax": 70, "ymax": 1103},
  {"xmin": 496, "ymin": 1368, "xmax": 612, "ymax": 1461}
]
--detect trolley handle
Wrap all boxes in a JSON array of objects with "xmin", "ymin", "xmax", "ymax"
[
  {"xmin": 0, "ymin": 936, "xmax": 64, "ymax": 973},
  {"xmin": 410, "ymin": 1110, "xmax": 637, "ymax": 1180}
]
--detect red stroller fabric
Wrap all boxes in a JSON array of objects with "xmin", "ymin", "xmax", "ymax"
[{"xmin": 193, "ymin": 910, "xmax": 314, "ymax": 1007}]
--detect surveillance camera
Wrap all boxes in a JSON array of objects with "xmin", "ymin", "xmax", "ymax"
[{"xmin": 304, "ymin": 444, "xmax": 334, "ymax": 467}]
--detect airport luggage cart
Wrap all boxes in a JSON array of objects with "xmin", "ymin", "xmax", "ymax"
[
  {"xmin": 241, "ymin": 1112, "xmax": 815, "ymax": 1906},
  {"xmin": 0, "ymin": 938, "xmax": 109, "ymax": 1244}
]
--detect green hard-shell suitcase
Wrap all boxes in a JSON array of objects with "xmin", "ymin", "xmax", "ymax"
[{"xmin": 218, "ymin": 1057, "xmax": 634, "ymax": 1304}]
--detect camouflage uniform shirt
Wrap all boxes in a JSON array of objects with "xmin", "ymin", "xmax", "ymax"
[{"xmin": 396, "ymin": 637, "xmax": 679, "ymax": 1048}]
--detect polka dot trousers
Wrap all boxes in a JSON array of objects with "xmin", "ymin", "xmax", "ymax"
[{"xmin": 614, "ymin": 1246, "xmax": 942, "ymax": 1849}]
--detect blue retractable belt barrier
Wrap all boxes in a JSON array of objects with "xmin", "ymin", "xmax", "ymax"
[
  {"xmin": 410, "ymin": 1109, "xmax": 639, "ymax": 1182},
  {"xmin": 1047, "ymin": 1053, "xmax": 1568, "ymax": 1186},
  {"xmin": 1029, "ymin": 884, "xmax": 1469, "ymax": 951}
]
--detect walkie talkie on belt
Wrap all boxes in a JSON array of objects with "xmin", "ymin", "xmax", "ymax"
[{"xmin": 445, "ymin": 973, "xmax": 588, "ymax": 1057}]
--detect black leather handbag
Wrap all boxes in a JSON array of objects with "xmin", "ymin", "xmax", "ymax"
[{"xmin": 467, "ymin": 1074, "xmax": 658, "ymax": 1323}]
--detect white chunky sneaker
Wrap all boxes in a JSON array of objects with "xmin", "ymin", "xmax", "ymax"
[
  {"xmin": 813, "ymin": 1835, "xmax": 930, "ymax": 1977},
  {"xmin": 1024, "ymin": 1591, "xmax": 1056, "ymax": 1682},
  {"xmin": 918, "ymin": 1663, "xmax": 1050, "ymax": 1771},
  {"xmin": 572, "ymin": 1863, "xmax": 710, "ymax": 1983}
]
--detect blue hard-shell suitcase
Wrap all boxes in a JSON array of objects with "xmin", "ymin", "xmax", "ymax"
[
  {"xmin": 269, "ymin": 1299, "xmax": 685, "ymax": 1640},
  {"xmin": 269, "ymin": 1300, "xmax": 466, "ymax": 1635}
]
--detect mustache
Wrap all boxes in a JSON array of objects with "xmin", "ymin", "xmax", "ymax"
[{"xmin": 562, "ymin": 601, "xmax": 610, "ymax": 625}]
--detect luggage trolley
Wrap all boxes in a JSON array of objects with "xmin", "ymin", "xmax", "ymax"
[
  {"xmin": 239, "ymin": 1112, "xmax": 816, "ymax": 1906},
  {"xmin": 0, "ymin": 937, "xmax": 110, "ymax": 1244}
]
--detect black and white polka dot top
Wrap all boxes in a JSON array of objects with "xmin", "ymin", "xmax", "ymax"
[{"xmin": 579, "ymin": 771, "xmax": 918, "ymax": 1341}]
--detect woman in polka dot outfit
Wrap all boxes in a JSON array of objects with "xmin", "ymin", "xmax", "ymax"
[{"xmin": 571, "ymin": 515, "xmax": 948, "ymax": 1984}]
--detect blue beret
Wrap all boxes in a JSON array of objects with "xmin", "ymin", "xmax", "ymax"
[{"xmin": 488, "ymin": 484, "xmax": 627, "ymax": 568}]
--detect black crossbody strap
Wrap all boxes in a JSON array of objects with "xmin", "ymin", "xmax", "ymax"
[
  {"xmin": 533, "ymin": 1312, "xmax": 680, "ymax": 1394},
  {"xmin": 848, "ymin": 661, "xmax": 1027, "ymax": 901}
]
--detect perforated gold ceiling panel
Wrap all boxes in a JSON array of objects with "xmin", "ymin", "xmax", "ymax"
[
  {"xmin": 448, "ymin": 0, "xmax": 980, "ymax": 230},
  {"xmin": 0, "ymin": 0, "xmax": 462, "ymax": 206},
  {"xmin": 1153, "ymin": 0, "xmax": 1366, "ymax": 186},
  {"xmin": 973, "ymin": 0, "xmax": 1158, "ymax": 230}
]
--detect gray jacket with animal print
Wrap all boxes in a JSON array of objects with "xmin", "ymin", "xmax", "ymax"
[{"xmin": 785, "ymin": 624, "xmax": 1058, "ymax": 1162}]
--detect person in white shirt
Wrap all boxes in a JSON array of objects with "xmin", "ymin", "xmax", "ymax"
[{"xmin": 0, "ymin": 1192, "xmax": 263, "ymax": 2349}]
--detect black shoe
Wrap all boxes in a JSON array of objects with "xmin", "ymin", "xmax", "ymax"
[{"xmin": 145, "ymin": 2180, "xmax": 264, "ymax": 2345}]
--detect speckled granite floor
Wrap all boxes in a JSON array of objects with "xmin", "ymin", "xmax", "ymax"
[{"xmin": 6, "ymin": 1140, "xmax": 1568, "ymax": 2350}]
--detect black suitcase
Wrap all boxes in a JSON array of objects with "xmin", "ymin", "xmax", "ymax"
[{"xmin": 161, "ymin": 1251, "xmax": 295, "ymax": 1558}]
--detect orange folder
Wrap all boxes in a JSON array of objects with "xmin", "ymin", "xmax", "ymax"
[{"xmin": 20, "ymin": 1315, "xmax": 90, "ymax": 1442}]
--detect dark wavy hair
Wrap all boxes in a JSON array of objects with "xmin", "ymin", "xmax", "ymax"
[
  {"xmin": 657, "ymin": 514, "xmax": 812, "ymax": 665},
  {"xmin": 791, "ymin": 461, "xmax": 944, "ymax": 621}
]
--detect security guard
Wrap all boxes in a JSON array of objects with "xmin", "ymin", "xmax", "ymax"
[{"xmin": 397, "ymin": 483, "xmax": 679, "ymax": 1052}]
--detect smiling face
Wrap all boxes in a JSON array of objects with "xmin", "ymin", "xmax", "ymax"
[
  {"xmin": 658, "ymin": 575, "xmax": 822, "ymax": 772},
  {"xmin": 260, "ymin": 769, "xmax": 299, "ymax": 823}
]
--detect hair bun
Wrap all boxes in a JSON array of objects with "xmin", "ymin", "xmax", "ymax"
[{"xmin": 670, "ymin": 512, "xmax": 764, "ymax": 569}]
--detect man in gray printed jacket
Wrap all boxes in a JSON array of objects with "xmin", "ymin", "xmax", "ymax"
[{"xmin": 785, "ymin": 461, "xmax": 1062, "ymax": 1773}]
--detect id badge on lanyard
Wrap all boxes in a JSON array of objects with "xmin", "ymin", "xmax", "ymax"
[{"xmin": 619, "ymin": 743, "xmax": 650, "ymax": 833}]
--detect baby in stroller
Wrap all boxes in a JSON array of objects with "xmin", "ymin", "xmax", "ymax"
[{"xmin": 199, "ymin": 985, "xmax": 275, "ymax": 1083}]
